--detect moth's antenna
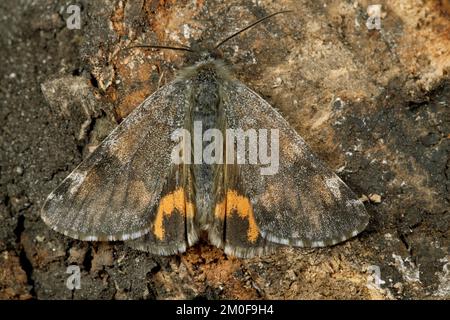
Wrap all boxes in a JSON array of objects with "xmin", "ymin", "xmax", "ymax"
[
  {"xmin": 123, "ymin": 45, "xmax": 193, "ymax": 52},
  {"xmin": 214, "ymin": 10, "xmax": 292, "ymax": 49}
]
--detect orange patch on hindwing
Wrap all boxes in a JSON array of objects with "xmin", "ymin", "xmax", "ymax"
[
  {"xmin": 215, "ymin": 190, "xmax": 259, "ymax": 243},
  {"xmin": 153, "ymin": 188, "xmax": 194, "ymax": 240}
]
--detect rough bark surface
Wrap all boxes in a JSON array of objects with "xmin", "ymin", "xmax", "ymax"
[{"xmin": 0, "ymin": 0, "xmax": 449, "ymax": 299}]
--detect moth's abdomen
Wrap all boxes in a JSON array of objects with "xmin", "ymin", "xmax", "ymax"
[{"xmin": 189, "ymin": 67, "xmax": 224, "ymax": 229}]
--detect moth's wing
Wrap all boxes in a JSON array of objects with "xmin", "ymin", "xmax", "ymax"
[
  {"xmin": 212, "ymin": 80, "xmax": 369, "ymax": 257},
  {"xmin": 210, "ymin": 163, "xmax": 278, "ymax": 258},
  {"xmin": 41, "ymin": 81, "xmax": 198, "ymax": 254},
  {"xmin": 127, "ymin": 164, "xmax": 198, "ymax": 255}
]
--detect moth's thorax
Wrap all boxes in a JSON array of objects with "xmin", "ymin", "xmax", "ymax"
[
  {"xmin": 191, "ymin": 66, "xmax": 220, "ymax": 116},
  {"xmin": 177, "ymin": 58, "xmax": 231, "ymax": 83}
]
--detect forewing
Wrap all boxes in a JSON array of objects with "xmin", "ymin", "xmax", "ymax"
[
  {"xmin": 219, "ymin": 80, "xmax": 369, "ymax": 251},
  {"xmin": 41, "ymin": 81, "xmax": 194, "ymax": 246}
]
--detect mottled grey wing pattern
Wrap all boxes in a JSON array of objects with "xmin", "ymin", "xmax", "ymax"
[
  {"xmin": 221, "ymin": 80, "xmax": 369, "ymax": 250},
  {"xmin": 41, "ymin": 81, "xmax": 191, "ymax": 245}
]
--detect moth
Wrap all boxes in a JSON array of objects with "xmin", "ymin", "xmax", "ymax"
[{"xmin": 41, "ymin": 12, "xmax": 369, "ymax": 258}]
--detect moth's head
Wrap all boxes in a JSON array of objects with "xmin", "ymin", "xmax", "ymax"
[
  {"xmin": 125, "ymin": 11, "xmax": 290, "ymax": 67},
  {"xmin": 186, "ymin": 41, "xmax": 224, "ymax": 64}
]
